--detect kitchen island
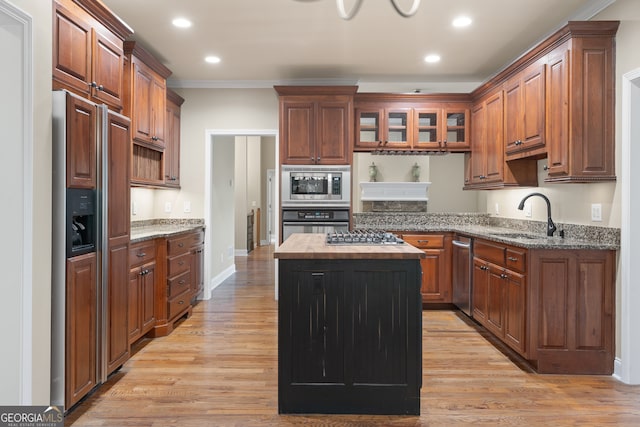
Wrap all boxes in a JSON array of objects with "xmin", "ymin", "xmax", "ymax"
[{"xmin": 274, "ymin": 233, "xmax": 425, "ymax": 415}]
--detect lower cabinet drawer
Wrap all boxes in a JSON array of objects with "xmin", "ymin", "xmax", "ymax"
[
  {"xmin": 168, "ymin": 270, "xmax": 191, "ymax": 298},
  {"xmin": 168, "ymin": 252, "xmax": 190, "ymax": 277},
  {"xmin": 168, "ymin": 290, "xmax": 190, "ymax": 320},
  {"xmin": 402, "ymin": 234, "xmax": 445, "ymax": 249}
]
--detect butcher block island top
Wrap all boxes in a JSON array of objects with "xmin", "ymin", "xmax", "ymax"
[{"xmin": 274, "ymin": 233, "xmax": 426, "ymax": 260}]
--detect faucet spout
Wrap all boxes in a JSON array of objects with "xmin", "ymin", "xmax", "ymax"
[{"xmin": 517, "ymin": 192, "xmax": 557, "ymax": 237}]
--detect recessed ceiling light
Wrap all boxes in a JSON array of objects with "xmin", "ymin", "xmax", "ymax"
[
  {"xmin": 424, "ymin": 54, "xmax": 441, "ymax": 64},
  {"xmin": 204, "ymin": 56, "xmax": 221, "ymax": 64},
  {"xmin": 452, "ymin": 16, "xmax": 472, "ymax": 28},
  {"xmin": 172, "ymin": 18, "xmax": 192, "ymax": 28}
]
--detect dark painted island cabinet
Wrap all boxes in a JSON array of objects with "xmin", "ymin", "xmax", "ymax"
[{"xmin": 275, "ymin": 234, "xmax": 425, "ymax": 415}]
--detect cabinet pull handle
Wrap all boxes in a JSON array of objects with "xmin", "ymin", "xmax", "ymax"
[
  {"xmin": 417, "ymin": 240, "xmax": 429, "ymax": 243},
  {"xmin": 137, "ymin": 252, "xmax": 146, "ymax": 258},
  {"xmin": 178, "ymin": 300, "xmax": 184, "ymax": 305},
  {"xmin": 311, "ymin": 272, "xmax": 324, "ymax": 277},
  {"xmin": 507, "ymin": 256, "xmax": 518, "ymax": 262},
  {"xmin": 178, "ymin": 261, "xmax": 184, "ymax": 266},
  {"xmin": 152, "ymin": 136, "xmax": 159, "ymax": 141},
  {"xmin": 178, "ymin": 243, "xmax": 184, "ymax": 247},
  {"xmin": 179, "ymin": 280, "xmax": 185, "ymax": 285}
]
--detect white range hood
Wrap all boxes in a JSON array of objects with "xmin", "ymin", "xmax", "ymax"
[{"xmin": 360, "ymin": 182, "xmax": 431, "ymax": 201}]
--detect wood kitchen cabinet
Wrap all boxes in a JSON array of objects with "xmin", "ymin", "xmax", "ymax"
[
  {"xmin": 402, "ymin": 233, "xmax": 452, "ymax": 304},
  {"xmin": 544, "ymin": 22, "xmax": 618, "ymax": 182},
  {"xmin": 472, "ymin": 239, "xmax": 527, "ymax": 356},
  {"xmin": 65, "ymin": 252, "xmax": 97, "ymax": 409},
  {"xmin": 64, "ymin": 93, "xmax": 97, "ymax": 189},
  {"xmin": 123, "ymin": 41, "xmax": 172, "ymax": 186},
  {"xmin": 504, "ymin": 60, "xmax": 546, "ymax": 159},
  {"xmin": 528, "ymin": 249, "xmax": 615, "ymax": 374},
  {"xmin": 128, "ymin": 240, "xmax": 157, "ymax": 344},
  {"xmin": 278, "ymin": 258, "xmax": 422, "ymax": 414},
  {"xmin": 275, "ymin": 86, "xmax": 356, "ymax": 165},
  {"xmin": 472, "ymin": 237, "xmax": 615, "ymax": 374},
  {"xmin": 105, "ymin": 110, "xmax": 131, "ymax": 375},
  {"xmin": 465, "ymin": 89, "xmax": 538, "ymax": 190},
  {"xmin": 53, "ymin": 0, "xmax": 132, "ymax": 112},
  {"xmin": 354, "ymin": 94, "xmax": 471, "ymax": 152},
  {"xmin": 164, "ymin": 89, "xmax": 184, "ymax": 187}
]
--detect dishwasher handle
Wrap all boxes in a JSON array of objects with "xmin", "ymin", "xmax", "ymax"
[{"xmin": 452, "ymin": 240, "xmax": 471, "ymax": 249}]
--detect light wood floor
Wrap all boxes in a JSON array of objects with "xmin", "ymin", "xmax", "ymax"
[{"xmin": 66, "ymin": 245, "xmax": 640, "ymax": 426}]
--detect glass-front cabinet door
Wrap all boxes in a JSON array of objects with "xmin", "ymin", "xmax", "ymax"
[
  {"xmin": 442, "ymin": 108, "xmax": 470, "ymax": 151},
  {"xmin": 383, "ymin": 108, "xmax": 412, "ymax": 149},
  {"xmin": 355, "ymin": 107, "xmax": 383, "ymax": 150},
  {"xmin": 413, "ymin": 108, "xmax": 441, "ymax": 150}
]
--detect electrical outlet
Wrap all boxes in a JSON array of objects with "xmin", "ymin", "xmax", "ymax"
[
  {"xmin": 495, "ymin": 203, "xmax": 500, "ymax": 215},
  {"xmin": 591, "ymin": 203, "xmax": 602, "ymax": 222},
  {"xmin": 164, "ymin": 201, "xmax": 172, "ymax": 213},
  {"xmin": 524, "ymin": 202, "xmax": 532, "ymax": 218},
  {"xmin": 220, "ymin": 253, "xmax": 224, "ymax": 262},
  {"xmin": 132, "ymin": 201, "xmax": 138, "ymax": 215},
  {"xmin": 183, "ymin": 201, "xmax": 191, "ymax": 213}
]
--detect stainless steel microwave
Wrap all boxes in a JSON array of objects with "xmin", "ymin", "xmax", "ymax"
[{"xmin": 281, "ymin": 165, "xmax": 350, "ymax": 207}]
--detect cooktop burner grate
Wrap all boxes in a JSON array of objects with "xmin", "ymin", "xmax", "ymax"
[{"xmin": 326, "ymin": 230, "xmax": 405, "ymax": 245}]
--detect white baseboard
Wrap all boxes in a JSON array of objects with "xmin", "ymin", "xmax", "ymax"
[
  {"xmin": 613, "ymin": 357, "xmax": 623, "ymax": 382},
  {"xmin": 235, "ymin": 249, "xmax": 248, "ymax": 257},
  {"xmin": 201, "ymin": 264, "xmax": 236, "ymax": 299}
]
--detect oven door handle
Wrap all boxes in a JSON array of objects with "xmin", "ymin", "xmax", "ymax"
[{"xmin": 282, "ymin": 222, "xmax": 348, "ymax": 227}]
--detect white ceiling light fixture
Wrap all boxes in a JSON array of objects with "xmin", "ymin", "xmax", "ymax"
[
  {"xmin": 452, "ymin": 16, "xmax": 472, "ymax": 28},
  {"xmin": 336, "ymin": 0, "xmax": 421, "ymax": 20},
  {"xmin": 424, "ymin": 54, "xmax": 441, "ymax": 64},
  {"xmin": 172, "ymin": 17, "xmax": 192, "ymax": 28},
  {"xmin": 204, "ymin": 56, "xmax": 221, "ymax": 64}
]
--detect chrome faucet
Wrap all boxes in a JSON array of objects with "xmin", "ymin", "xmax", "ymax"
[{"xmin": 517, "ymin": 192, "xmax": 557, "ymax": 237}]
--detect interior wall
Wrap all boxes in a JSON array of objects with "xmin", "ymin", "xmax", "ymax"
[
  {"xmin": 0, "ymin": 0, "xmax": 52, "ymax": 405},
  {"xmin": 0, "ymin": 0, "xmax": 27, "ymax": 404},
  {"xmin": 352, "ymin": 152, "xmax": 478, "ymax": 213},
  {"xmin": 260, "ymin": 136, "xmax": 276, "ymax": 244}
]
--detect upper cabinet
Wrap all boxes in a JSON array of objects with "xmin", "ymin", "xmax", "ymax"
[
  {"xmin": 354, "ymin": 94, "xmax": 471, "ymax": 153},
  {"xmin": 53, "ymin": 0, "xmax": 133, "ymax": 112},
  {"xmin": 124, "ymin": 41, "xmax": 171, "ymax": 151},
  {"xmin": 465, "ymin": 89, "xmax": 538, "ymax": 190},
  {"xmin": 275, "ymin": 86, "xmax": 357, "ymax": 165},
  {"xmin": 123, "ymin": 41, "xmax": 173, "ymax": 187},
  {"xmin": 465, "ymin": 20, "xmax": 618, "ymax": 189},
  {"xmin": 544, "ymin": 23, "xmax": 617, "ymax": 182},
  {"xmin": 503, "ymin": 60, "xmax": 546, "ymax": 159},
  {"xmin": 165, "ymin": 89, "xmax": 185, "ymax": 188}
]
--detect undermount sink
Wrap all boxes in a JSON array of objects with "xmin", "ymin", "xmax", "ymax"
[{"xmin": 489, "ymin": 232, "xmax": 540, "ymax": 240}]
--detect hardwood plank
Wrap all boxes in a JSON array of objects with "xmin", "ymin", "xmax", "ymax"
[{"xmin": 65, "ymin": 245, "xmax": 640, "ymax": 426}]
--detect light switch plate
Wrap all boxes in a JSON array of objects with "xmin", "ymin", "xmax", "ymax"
[
  {"xmin": 591, "ymin": 203, "xmax": 602, "ymax": 222},
  {"xmin": 183, "ymin": 201, "xmax": 191, "ymax": 213},
  {"xmin": 164, "ymin": 201, "xmax": 172, "ymax": 213},
  {"xmin": 525, "ymin": 202, "xmax": 532, "ymax": 217}
]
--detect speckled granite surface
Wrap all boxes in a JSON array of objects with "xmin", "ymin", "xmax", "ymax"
[
  {"xmin": 353, "ymin": 213, "xmax": 619, "ymax": 250},
  {"xmin": 130, "ymin": 218, "xmax": 205, "ymax": 242}
]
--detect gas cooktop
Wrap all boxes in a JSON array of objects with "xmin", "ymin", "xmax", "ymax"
[{"xmin": 326, "ymin": 231, "xmax": 405, "ymax": 245}]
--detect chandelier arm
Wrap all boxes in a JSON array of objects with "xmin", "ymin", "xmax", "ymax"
[
  {"xmin": 336, "ymin": 0, "xmax": 364, "ymax": 20},
  {"xmin": 389, "ymin": 0, "xmax": 421, "ymax": 18}
]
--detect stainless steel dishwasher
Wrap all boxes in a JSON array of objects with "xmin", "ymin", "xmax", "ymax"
[{"xmin": 452, "ymin": 235, "xmax": 473, "ymax": 317}]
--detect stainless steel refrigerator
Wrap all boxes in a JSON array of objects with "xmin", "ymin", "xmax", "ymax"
[{"xmin": 51, "ymin": 90, "xmax": 131, "ymax": 410}]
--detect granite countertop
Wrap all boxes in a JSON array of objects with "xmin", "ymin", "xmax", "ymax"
[
  {"xmin": 130, "ymin": 219, "xmax": 204, "ymax": 243},
  {"xmin": 274, "ymin": 233, "xmax": 426, "ymax": 260},
  {"xmin": 353, "ymin": 212, "xmax": 620, "ymax": 251}
]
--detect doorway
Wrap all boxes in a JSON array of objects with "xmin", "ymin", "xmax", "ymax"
[
  {"xmin": 619, "ymin": 68, "xmax": 640, "ymax": 384},
  {"xmin": 204, "ymin": 129, "xmax": 278, "ymax": 299}
]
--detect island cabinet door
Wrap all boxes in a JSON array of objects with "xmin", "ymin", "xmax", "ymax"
[{"xmin": 281, "ymin": 265, "xmax": 346, "ymax": 385}]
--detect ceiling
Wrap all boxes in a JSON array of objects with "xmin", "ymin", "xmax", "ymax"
[{"xmin": 101, "ymin": 0, "xmax": 616, "ymax": 93}]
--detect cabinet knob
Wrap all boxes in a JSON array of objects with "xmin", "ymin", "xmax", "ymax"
[
  {"xmin": 501, "ymin": 273, "xmax": 508, "ymax": 279},
  {"xmin": 137, "ymin": 252, "xmax": 146, "ymax": 258},
  {"xmin": 89, "ymin": 81, "xmax": 97, "ymax": 88},
  {"xmin": 151, "ymin": 136, "xmax": 159, "ymax": 141},
  {"xmin": 543, "ymin": 164, "xmax": 549, "ymax": 171},
  {"xmin": 179, "ymin": 280, "xmax": 185, "ymax": 285},
  {"xmin": 178, "ymin": 243, "xmax": 184, "ymax": 247},
  {"xmin": 97, "ymin": 84, "xmax": 104, "ymax": 91}
]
